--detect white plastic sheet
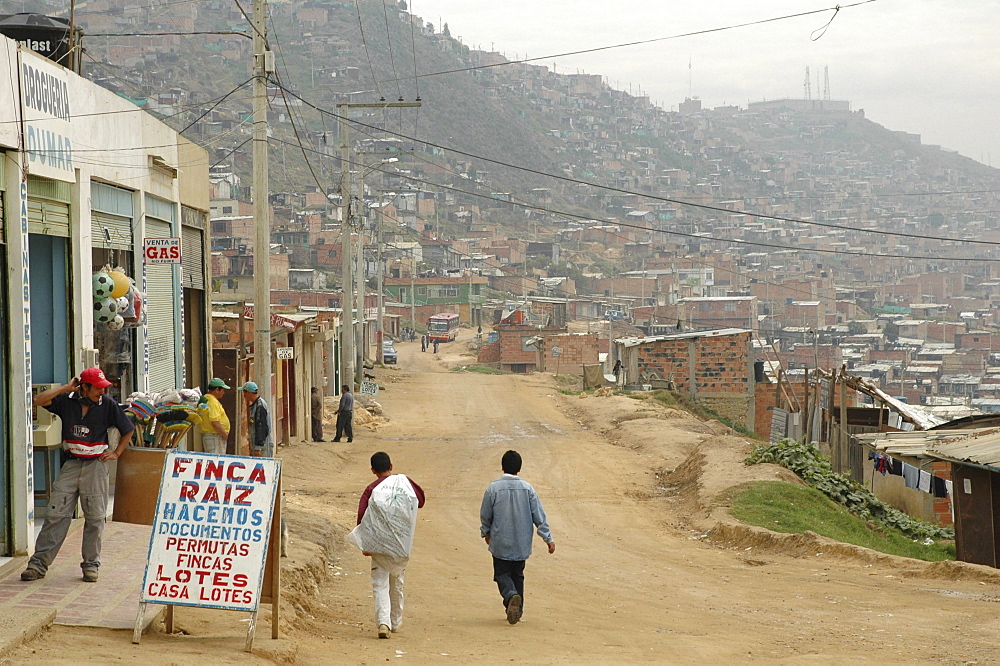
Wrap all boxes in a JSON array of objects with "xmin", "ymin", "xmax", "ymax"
[{"xmin": 346, "ymin": 475, "xmax": 419, "ymax": 558}]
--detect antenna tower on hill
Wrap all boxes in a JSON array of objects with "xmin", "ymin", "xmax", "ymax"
[
  {"xmin": 804, "ymin": 66, "xmax": 811, "ymax": 100},
  {"xmin": 823, "ymin": 66, "xmax": 831, "ymax": 100}
]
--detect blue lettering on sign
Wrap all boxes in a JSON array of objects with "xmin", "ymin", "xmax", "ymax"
[{"xmin": 25, "ymin": 124, "xmax": 74, "ymax": 171}]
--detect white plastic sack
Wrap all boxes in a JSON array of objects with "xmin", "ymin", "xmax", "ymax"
[{"xmin": 346, "ymin": 475, "xmax": 419, "ymax": 558}]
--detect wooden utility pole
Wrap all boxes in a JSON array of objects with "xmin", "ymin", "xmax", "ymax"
[
  {"xmin": 338, "ymin": 101, "xmax": 420, "ymax": 388},
  {"xmin": 252, "ymin": 0, "xmax": 273, "ymax": 424}
]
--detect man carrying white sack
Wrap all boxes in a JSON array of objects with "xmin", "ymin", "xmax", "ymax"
[{"xmin": 348, "ymin": 451, "xmax": 426, "ymax": 639}]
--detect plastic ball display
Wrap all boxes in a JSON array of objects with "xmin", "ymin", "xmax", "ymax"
[
  {"xmin": 92, "ymin": 272, "xmax": 114, "ymax": 299},
  {"xmin": 107, "ymin": 315, "xmax": 125, "ymax": 330},
  {"xmin": 109, "ymin": 270, "xmax": 131, "ymax": 298},
  {"xmin": 116, "ymin": 296, "xmax": 130, "ymax": 312},
  {"xmin": 95, "ymin": 298, "xmax": 118, "ymax": 324}
]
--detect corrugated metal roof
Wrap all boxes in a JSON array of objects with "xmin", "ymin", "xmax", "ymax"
[
  {"xmin": 927, "ymin": 428, "xmax": 1000, "ymax": 469},
  {"xmin": 614, "ymin": 328, "xmax": 749, "ymax": 348},
  {"xmin": 859, "ymin": 428, "xmax": 1000, "ymax": 460}
]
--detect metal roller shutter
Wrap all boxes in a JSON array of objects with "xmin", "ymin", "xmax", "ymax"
[
  {"xmin": 27, "ymin": 176, "xmax": 71, "ymax": 237},
  {"xmin": 145, "ymin": 218, "xmax": 178, "ymax": 393},
  {"xmin": 91, "ymin": 183, "xmax": 134, "ymax": 250},
  {"xmin": 181, "ymin": 226, "xmax": 205, "ymax": 290}
]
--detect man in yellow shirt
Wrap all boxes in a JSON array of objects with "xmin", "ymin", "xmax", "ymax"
[{"xmin": 201, "ymin": 377, "xmax": 231, "ymax": 455}]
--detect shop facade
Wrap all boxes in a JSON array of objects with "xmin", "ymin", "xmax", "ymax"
[{"xmin": 0, "ymin": 41, "xmax": 210, "ymax": 556}]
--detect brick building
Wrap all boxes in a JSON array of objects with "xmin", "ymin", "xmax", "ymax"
[{"xmin": 614, "ymin": 328, "xmax": 754, "ymax": 428}]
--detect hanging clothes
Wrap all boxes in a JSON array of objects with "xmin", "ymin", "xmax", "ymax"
[
  {"xmin": 902, "ymin": 463, "xmax": 920, "ymax": 489},
  {"xmin": 887, "ymin": 458, "xmax": 903, "ymax": 476},
  {"xmin": 931, "ymin": 476, "xmax": 949, "ymax": 499},
  {"xmin": 918, "ymin": 470, "xmax": 932, "ymax": 493}
]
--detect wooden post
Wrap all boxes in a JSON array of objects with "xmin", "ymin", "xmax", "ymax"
[
  {"xmin": 839, "ymin": 365, "xmax": 848, "ymax": 474},
  {"xmin": 132, "ymin": 602, "xmax": 147, "ymax": 644},
  {"xmin": 237, "ymin": 301, "xmax": 246, "ymax": 454}
]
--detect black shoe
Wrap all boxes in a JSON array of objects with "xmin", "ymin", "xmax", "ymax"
[
  {"xmin": 20, "ymin": 568, "xmax": 44, "ymax": 581},
  {"xmin": 332, "ymin": 438, "xmax": 341, "ymax": 442},
  {"xmin": 315, "ymin": 439, "xmax": 325, "ymax": 442},
  {"xmin": 347, "ymin": 439, "xmax": 353, "ymax": 442}
]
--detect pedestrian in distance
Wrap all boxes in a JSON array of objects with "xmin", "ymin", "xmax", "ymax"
[
  {"xmin": 433, "ymin": 339, "xmax": 439, "ymax": 354},
  {"xmin": 421, "ymin": 335, "xmax": 427, "ymax": 352},
  {"xmin": 355, "ymin": 451, "xmax": 426, "ymax": 639},
  {"xmin": 480, "ymin": 449, "xmax": 555, "ymax": 625},
  {"xmin": 333, "ymin": 384, "xmax": 354, "ymax": 442},
  {"xmin": 238, "ymin": 381, "xmax": 273, "ymax": 457},
  {"xmin": 21, "ymin": 368, "xmax": 135, "ymax": 583},
  {"xmin": 613, "ymin": 358, "xmax": 623, "ymax": 384},
  {"xmin": 311, "ymin": 386, "xmax": 324, "ymax": 442},
  {"xmin": 200, "ymin": 377, "xmax": 231, "ymax": 454}
]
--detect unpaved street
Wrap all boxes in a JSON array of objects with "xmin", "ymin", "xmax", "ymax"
[{"xmin": 12, "ymin": 337, "xmax": 1000, "ymax": 663}]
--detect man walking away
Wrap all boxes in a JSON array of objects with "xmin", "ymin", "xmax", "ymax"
[
  {"xmin": 421, "ymin": 335, "xmax": 426, "ymax": 352},
  {"xmin": 353, "ymin": 451, "xmax": 426, "ymax": 638},
  {"xmin": 22, "ymin": 368, "xmax": 135, "ymax": 583},
  {"xmin": 311, "ymin": 386, "xmax": 324, "ymax": 442},
  {"xmin": 334, "ymin": 384, "xmax": 354, "ymax": 442},
  {"xmin": 238, "ymin": 381, "xmax": 273, "ymax": 457},
  {"xmin": 200, "ymin": 377, "xmax": 231, "ymax": 454},
  {"xmin": 480, "ymin": 449, "xmax": 555, "ymax": 625}
]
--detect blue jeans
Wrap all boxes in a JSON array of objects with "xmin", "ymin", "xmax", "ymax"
[{"xmin": 492, "ymin": 557, "xmax": 525, "ymax": 609}]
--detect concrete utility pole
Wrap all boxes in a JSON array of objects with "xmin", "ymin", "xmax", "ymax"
[
  {"xmin": 252, "ymin": 0, "xmax": 273, "ymax": 423},
  {"xmin": 337, "ymin": 100, "xmax": 420, "ymax": 388}
]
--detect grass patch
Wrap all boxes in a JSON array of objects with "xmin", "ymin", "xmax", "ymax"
[
  {"xmin": 729, "ymin": 481, "xmax": 955, "ymax": 562},
  {"xmin": 451, "ymin": 364, "xmax": 507, "ymax": 375}
]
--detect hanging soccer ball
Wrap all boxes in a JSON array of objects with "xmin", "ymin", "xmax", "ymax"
[
  {"xmin": 93, "ymin": 272, "xmax": 114, "ymax": 299},
  {"xmin": 109, "ymin": 269, "xmax": 131, "ymax": 299},
  {"xmin": 116, "ymin": 296, "xmax": 130, "ymax": 312},
  {"xmin": 107, "ymin": 315, "xmax": 125, "ymax": 331},
  {"xmin": 95, "ymin": 297, "xmax": 118, "ymax": 323}
]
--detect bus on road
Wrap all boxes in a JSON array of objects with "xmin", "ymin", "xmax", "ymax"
[{"xmin": 428, "ymin": 312, "xmax": 460, "ymax": 342}]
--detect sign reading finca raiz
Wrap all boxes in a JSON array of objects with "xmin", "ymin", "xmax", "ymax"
[{"xmin": 141, "ymin": 451, "xmax": 280, "ymax": 611}]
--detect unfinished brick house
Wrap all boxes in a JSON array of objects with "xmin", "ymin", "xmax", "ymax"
[{"xmin": 613, "ymin": 328, "xmax": 754, "ymax": 428}]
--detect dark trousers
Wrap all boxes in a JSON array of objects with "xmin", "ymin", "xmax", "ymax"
[
  {"xmin": 492, "ymin": 557, "xmax": 526, "ymax": 609},
  {"xmin": 311, "ymin": 416, "xmax": 323, "ymax": 441},
  {"xmin": 335, "ymin": 411, "xmax": 353, "ymax": 441}
]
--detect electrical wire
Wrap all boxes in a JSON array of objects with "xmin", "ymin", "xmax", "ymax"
[
  {"xmin": 379, "ymin": 0, "xmax": 878, "ymax": 84},
  {"xmin": 270, "ymin": 81, "xmax": 1000, "ymax": 250},
  {"xmin": 353, "ymin": 0, "xmax": 384, "ymax": 100},
  {"xmin": 265, "ymin": 135, "xmax": 1000, "ymax": 264},
  {"xmin": 180, "ymin": 78, "xmax": 255, "ymax": 133},
  {"xmin": 380, "ymin": 0, "xmax": 403, "ymax": 101}
]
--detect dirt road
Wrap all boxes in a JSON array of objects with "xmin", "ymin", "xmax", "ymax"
[{"xmin": 13, "ymin": 336, "xmax": 1000, "ymax": 663}]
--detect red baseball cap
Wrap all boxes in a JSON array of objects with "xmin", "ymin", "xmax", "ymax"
[{"xmin": 80, "ymin": 367, "xmax": 113, "ymax": 389}]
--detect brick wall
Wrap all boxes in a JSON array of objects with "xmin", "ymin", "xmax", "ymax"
[
  {"xmin": 540, "ymin": 333, "xmax": 599, "ymax": 371},
  {"xmin": 931, "ymin": 460, "xmax": 954, "ymax": 526},
  {"xmin": 635, "ymin": 331, "xmax": 753, "ymax": 426},
  {"xmin": 477, "ymin": 340, "xmax": 501, "ymax": 363}
]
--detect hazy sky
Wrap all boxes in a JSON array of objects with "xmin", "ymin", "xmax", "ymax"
[{"xmin": 412, "ymin": 0, "xmax": 1000, "ymax": 166}]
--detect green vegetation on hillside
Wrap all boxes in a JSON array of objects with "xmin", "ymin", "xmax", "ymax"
[{"xmin": 729, "ymin": 481, "xmax": 955, "ymax": 562}]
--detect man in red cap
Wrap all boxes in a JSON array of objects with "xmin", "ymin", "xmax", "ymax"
[{"xmin": 21, "ymin": 367, "xmax": 135, "ymax": 583}]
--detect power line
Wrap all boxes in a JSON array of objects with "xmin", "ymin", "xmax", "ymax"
[
  {"xmin": 353, "ymin": 0, "xmax": 384, "ymax": 100},
  {"xmin": 380, "ymin": 0, "xmax": 877, "ymax": 84},
  {"xmin": 85, "ymin": 31, "xmax": 252, "ymax": 39},
  {"xmin": 271, "ymin": 81, "xmax": 1000, "ymax": 251},
  {"xmin": 380, "ymin": 0, "xmax": 403, "ymax": 101},
  {"xmin": 266, "ymin": 135, "xmax": 1000, "ymax": 264}
]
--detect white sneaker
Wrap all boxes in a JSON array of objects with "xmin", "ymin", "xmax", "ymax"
[{"xmin": 378, "ymin": 624, "xmax": 390, "ymax": 639}]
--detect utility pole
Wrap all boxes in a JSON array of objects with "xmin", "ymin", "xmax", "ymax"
[
  {"xmin": 337, "ymin": 100, "xmax": 420, "ymax": 388},
  {"xmin": 252, "ymin": 0, "xmax": 273, "ymax": 425}
]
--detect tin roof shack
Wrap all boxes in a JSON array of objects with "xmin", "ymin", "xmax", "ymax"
[
  {"xmin": 858, "ymin": 431, "xmax": 955, "ymax": 526},
  {"xmin": 614, "ymin": 328, "xmax": 754, "ymax": 429},
  {"xmin": 926, "ymin": 430, "xmax": 1000, "ymax": 567}
]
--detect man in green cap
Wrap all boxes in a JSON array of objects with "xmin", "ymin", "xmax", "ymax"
[{"xmin": 200, "ymin": 378, "xmax": 231, "ymax": 455}]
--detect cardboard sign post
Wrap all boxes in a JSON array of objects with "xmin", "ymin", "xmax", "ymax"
[{"xmin": 133, "ymin": 451, "xmax": 281, "ymax": 651}]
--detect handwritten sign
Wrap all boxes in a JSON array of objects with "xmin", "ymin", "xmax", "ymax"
[
  {"xmin": 360, "ymin": 380, "xmax": 379, "ymax": 396},
  {"xmin": 140, "ymin": 450, "xmax": 280, "ymax": 611},
  {"xmin": 276, "ymin": 347, "xmax": 293, "ymax": 360}
]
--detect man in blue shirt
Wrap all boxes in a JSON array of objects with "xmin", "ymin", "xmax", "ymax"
[
  {"xmin": 480, "ymin": 449, "xmax": 555, "ymax": 625},
  {"xmin": 333, "ymin": 384, "xmax": 354, "ymax": 442}
]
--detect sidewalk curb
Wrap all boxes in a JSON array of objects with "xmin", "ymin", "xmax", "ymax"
[{"xmin": 0, "ymin": 608, "xmax": 56, "ymax": 658}]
